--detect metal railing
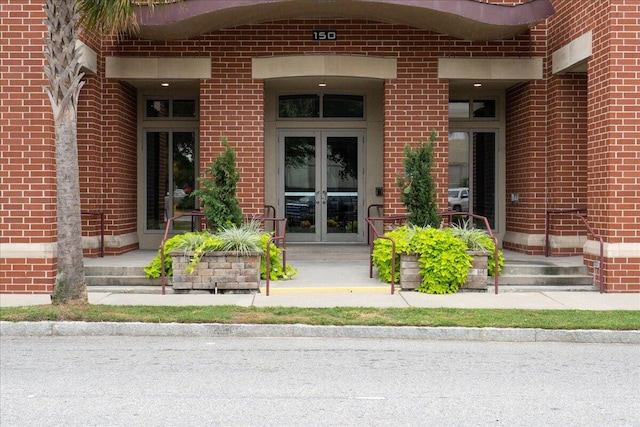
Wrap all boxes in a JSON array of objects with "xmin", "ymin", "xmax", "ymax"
[
  {"xmin": 160, "ymin": 211, "xmax": 207, "ymax": 295},
  {"xmin": 545, "ymin": 208, "xmax": 604, "ymax": 293},
  {"xmin": 365, "ymin": 210, "xmax": 500, "ymax": 294},
  {"xmin": 159, "ymin": 211, "xmax": 288, "ymax": 296},
  {"xmin": 365, "ymin": 214, "xmax": 409, "ymax": 295},
  {"xmin": 81, "ymin": 210, "xmax": 104, "ymax": 257},
  {"xmin": 259, "ymin": 217, "xmax": 287, "ymax": 296},
  {"xmin": 439, "ymin": 211, "xmax": 500, "ymax": 294}
]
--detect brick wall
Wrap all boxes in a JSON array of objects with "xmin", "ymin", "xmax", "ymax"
[
  {"xmin": 0, "ymin": 2, "xmax": 57, "ymax": 292},
  {"xmin": 548, "ymin": 0, "xmax": 640, "ymax": 291},
  {"xmin": 107, "ymin": 20, "xmax": 535, "ymax": 218}
]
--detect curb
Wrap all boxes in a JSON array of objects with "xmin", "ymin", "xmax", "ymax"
[{"xmin": 1, "ymin": 321, "xmax": 638, "ymax": 344}]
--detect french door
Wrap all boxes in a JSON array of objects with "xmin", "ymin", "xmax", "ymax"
[{"xmin": 279, "ymin": 130, "xmax": 364, "ymax": 242}]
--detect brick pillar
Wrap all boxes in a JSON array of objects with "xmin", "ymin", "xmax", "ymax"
[
  {"xmin": 545, "ymin": 73, "xmax": 588, "ymax": 255},
  {"xmin": 200, "ymin": 58, "xmax": 265, "ymax": 216},
  {"xmin": 383, "ymin": 57, "xmax": 448, "ymax": 216},
  {"xmin": 504, "ymin": 80, "xmax": 549, "ymax": 254},
  {"xmin": 586, "ymin": 1, "xmax": 640, "ymax": 292}
]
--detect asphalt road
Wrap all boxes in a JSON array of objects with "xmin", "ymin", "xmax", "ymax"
[{"xmin": 1, "ymin": 336, "xmax": 639, "ymax": 426}]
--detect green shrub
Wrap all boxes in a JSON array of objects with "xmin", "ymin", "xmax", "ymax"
[
  {"xmin": 372, "ymin": 225, "xmax": 472, "ymax": 293},
  {"xmin": 396, "ymin": 131, "xmax": 440, "ymax": 228},
  {"xmin": 192, "ymin": 137, "xmax": 243, "ymax": 231}
]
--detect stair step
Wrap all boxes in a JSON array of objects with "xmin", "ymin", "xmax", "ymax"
[
  {"xmin": 501, "ymin": 265, "xmax": 589, "ymax": 276},
  {"xmin": 88, "ymin": 285, "xmax": 171, "ymax": 294},
  {"xmin": 86, "ymin": 276, "xmax": 161, "ymax": 287},
  {"xmin": 493, "ymin": 274, "xmax": 593, "ymax": 286},
  {"xmin": 86, "ymin": 266, "xmax": 148, "ymax": 276},
  {"xmin": 498, "ymin": 285, "xmax": 599, "ymax": 293}
]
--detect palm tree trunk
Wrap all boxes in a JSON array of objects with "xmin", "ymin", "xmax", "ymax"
[{"xmin": 45, "ymin": 0, "xmax": 87, "ymax": 304}]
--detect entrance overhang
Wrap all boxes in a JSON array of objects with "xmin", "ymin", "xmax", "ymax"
[
  {"xmin": 439, "ymin": 57, "xmax": 543, "ymax": 90},
  {"xmin": 253, "ymin": 55, "xmax": 396, "ymax": 80},
  {"xmin": 136, "ymin": 0, "xmax": 554, "ymax": 41}
]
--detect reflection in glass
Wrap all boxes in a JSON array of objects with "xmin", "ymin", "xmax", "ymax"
[
  {"xmin": 146, "ymin": 99, "xmax": 169, "ymax": 118},
  {"xmin": 279, "ymin": 95, "xmax": 320, "ymax": 118},
  {"xmin": 173, "ymin": 99, "xmax": 197, "ymax": 118},
  {"xmin": 146, "ymin": 131, "xmax": 196, "ymax": 231},
  {"xmin": 284, "ymin": 137, "xmax": 316, "ymax": 233},
  {"xmin": 473, "ymin": 100, "xmax": 496, "ymax": 118},
  {"xmin": 449, "ymin": 101, "xmax": 469, "ymax": 118},
  {"xmin": 146, "ymin": 132, "xmax": 169, "ymax": 230},
  {"xmin": 323, "ymin": 95, "xmax": 364, "ymax": 118},
  {"xmin": 326, "ymin": 137, "xmax": 358, "ymax": 234}
]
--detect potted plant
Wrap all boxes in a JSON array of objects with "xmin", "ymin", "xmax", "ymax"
[
  {"xmin": 144, "ymin": 222, "xmax": 297, "ymax": 293},
  {"xmin": 448, "ymin": 220, "xmax": 503, "ymax": 291},
  {"xmin": 372, "ymin": 225, "xmax": 472, "ymax": 294}
]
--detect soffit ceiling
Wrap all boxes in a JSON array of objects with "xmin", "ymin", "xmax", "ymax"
[{"xmin": 136, "ymin": 0, "xmax": 555, "ymax": 41}]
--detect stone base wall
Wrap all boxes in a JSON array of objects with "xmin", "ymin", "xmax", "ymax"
[
  {"xmin": 462, "ymin": 251, "xmax": 489, "ymax": 291},
  {"xmin": 400, "ymin": 254, "xmax": 421, "ymax": 290},
  {"xmin": 171, "ymin": 251, "xmax": 261, "ymax": 292}
]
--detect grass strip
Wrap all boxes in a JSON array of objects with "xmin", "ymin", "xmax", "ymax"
[{"xmin": 1, "ymin": 305, "xmax": 639, "ymax": 330}]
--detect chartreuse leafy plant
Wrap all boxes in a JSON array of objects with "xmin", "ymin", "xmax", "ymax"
[
  {"xmin": 448, "ymin": 219, "xmax": 504, "ymax": 277},
  {"xmin": 259, "ymin": 234, "xmax": 298, "ymax": 281},
  {"xmin": 144, "ymin": 224, "xmax": 296, "ymax": 281},
  {"xmin": 372, "ymin": 225, "xmax": 472, "ymax": 294}
]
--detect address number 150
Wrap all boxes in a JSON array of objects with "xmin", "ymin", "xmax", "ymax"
[{"xmin": 312, "ymin": 30, "xmax": 337, "ymax": 41}]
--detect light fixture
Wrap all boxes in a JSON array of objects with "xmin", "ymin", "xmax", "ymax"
[
  {"xmin": 318, "ymin": 81, "xmax": 327, "ymax": 87},
  {"xmin": 161, "ymin": 82, "xmax": 170, "ymax": 87},
  {"xmin": 473, "ymin": 82, "xmax": 482, "ymax": 87}
]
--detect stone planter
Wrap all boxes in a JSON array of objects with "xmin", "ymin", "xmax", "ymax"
[
  {"xmin": 400, "ymin": 253, "xmax": 421, "ymax": 290},
  {"xmin": 462, "ymin": 250, "xmax": 490, "ymax": 291},
  {"xmin": 170, "ymin": 250, "xmax": 262, "ymax": 293}
]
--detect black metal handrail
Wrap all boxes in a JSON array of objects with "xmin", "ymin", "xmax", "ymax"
[{"xmin": 545, "ymin": 208, "xmax": 604, "ymax": 293}]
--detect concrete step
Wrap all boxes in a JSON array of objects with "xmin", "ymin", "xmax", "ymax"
[
  {"xmin": 87, "ymin": 285, "xmax": 169, "ymax": 294},
  {"xmin": 501, "ymin": 264, "xmax": 589, "ymax": 276},
  {"xmin": 86, "ymin": 276, "xmax": 161, "ymax": 287},
  {"xmin": 497, "ymin": 285, "xmax": 599, "ymax": 293}
]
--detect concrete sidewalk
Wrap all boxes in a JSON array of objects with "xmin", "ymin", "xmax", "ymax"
[{"xmin": 1, "ymin": 290, "xmax": 638, "ymax": 310}]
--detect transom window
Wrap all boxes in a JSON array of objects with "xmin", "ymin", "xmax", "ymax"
[
  {"xmin": 449, "ymin": 99, "xmax": 497, "ymax": 119},
  {"xmin": 146, "ymin": 98, "xmax": 197, "ymax": 119},
  {"xmin": 279, "ymin": 94, "xmax": 364, "ymax": 119}
]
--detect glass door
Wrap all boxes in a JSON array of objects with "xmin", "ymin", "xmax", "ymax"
[
  {"xmin": 280, "ymin": 130, "xmax": 364, "ymax": 242},
  {"xmin": 448, "ymin": 130, "xmax": 497, "ymax": 229},
  {"xmin": 145, "ymin": 130, "xmax": 196, "ymax": 232}
]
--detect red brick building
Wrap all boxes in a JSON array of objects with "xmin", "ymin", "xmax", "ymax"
[{"xmin": 1, "ymin": 0, "xmax": 638, "ymax": 293}]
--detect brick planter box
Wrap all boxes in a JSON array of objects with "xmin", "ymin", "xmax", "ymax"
[{"xmin": 170, "ymin": 251, "xmax": 262, "ymax": 293}]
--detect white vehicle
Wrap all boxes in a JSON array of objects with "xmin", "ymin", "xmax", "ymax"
[{"xmin": 448, "ymin": 187, "xmax": 469, "ymax": 212}]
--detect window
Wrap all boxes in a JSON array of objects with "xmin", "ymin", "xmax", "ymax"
[
  {"xmin": 146, "ymin": 98, "xmax": 197, "ymax": 119},
  {"xmin": 278, "ymin": 94, "xmax": 364, "ymax": 119},
  {"xmin": 449, "ymin": 99, "xmax": 496, "ymax": 120}
]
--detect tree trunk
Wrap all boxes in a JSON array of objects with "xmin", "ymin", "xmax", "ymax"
[
  {"xmin": 45, "ymin": 0, "xmax": 87, "ymax": 304},
  {"xmin": 52, "ymin": 106, "xmax": 87, "ymax": 304}
]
